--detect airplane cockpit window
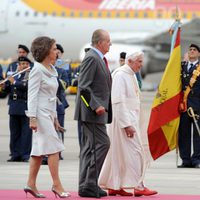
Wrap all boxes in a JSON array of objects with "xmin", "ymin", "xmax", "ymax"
[
  {"xmin": 16, "ymin": 11, "xmax": 20, "ymax": 17},
  {"xmin": 34, "ymin": 11, "xmax": 38, "ymax": 17},
  {"xmin": 25, "ymin": 11, "xmax": 29, "ymax": 17}
]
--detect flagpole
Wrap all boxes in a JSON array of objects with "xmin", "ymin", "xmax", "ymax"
[{"xmin": 175, "ymin": 5, "xmax": 180, "ymax": 168}]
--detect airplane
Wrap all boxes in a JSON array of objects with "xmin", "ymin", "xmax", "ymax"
[{"xmin": 0, "ymin": 0, "xmax": 200, "ymax": 76}]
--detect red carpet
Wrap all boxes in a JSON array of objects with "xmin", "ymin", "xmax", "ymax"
[{"xmin": 0, "ymin": 190, "xmax": 200, "ymax": 200}]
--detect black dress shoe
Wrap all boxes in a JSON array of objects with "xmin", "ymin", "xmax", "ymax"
[
  {"xmin": 41, "ymin": 158, "xmax": 48, "ymax": 165},
  {"xmin": 177, "ymin": 163, "xmax": 193, "ymax": 168},
  {"xmin": 79, "ymin": 186, "xmax": 106, "ymax": 197},
  {"xmin": 7, "ymin": 157, "xmax": 21, "ymax": 162},
  {"xmin": 194, "ymin": 164, "xmax": 200, "ymax": 168},
  {"xmin": 21, "ymin": 158, "xmax": 29, "ymax": 162},
  {"xmin": 98, "ymin": 187, "xmax": 107, "ymax": 197},
  {"xmin": 79, "ymin": 190, "xmax": 97, "ymax": 197}
]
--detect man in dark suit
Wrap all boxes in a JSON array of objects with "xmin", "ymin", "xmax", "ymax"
[
  {"xmin": 74, "ymin": 29, "xmax": 112, "ymax": 197},
  {"xmin": 178, "ymin": 44, "xmax": 200, "ymax": 168}
]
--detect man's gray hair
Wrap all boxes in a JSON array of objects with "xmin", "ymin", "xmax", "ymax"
[
  {"xmin": 91, "ymin": 29, "xmax": 106, "ymax": 46},
  {"xmin": 125, "ymin": 51, "xmax": 144, "ymax": 64}
]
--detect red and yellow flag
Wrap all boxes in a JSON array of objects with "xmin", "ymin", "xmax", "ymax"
[{"xmin": 147, "ymin": 20, "xmax": 182, "ymax": 160}]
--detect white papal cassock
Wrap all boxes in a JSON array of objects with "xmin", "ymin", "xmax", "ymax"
[{"xmin": 99, "ymin": 64, "xmax": 151, "ymax": 190}]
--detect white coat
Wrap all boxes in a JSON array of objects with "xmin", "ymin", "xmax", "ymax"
[{"xmin": 26, "ymin": 62, "xmax": 65, "ymax": 156}]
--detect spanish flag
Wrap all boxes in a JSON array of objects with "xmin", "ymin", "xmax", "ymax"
[{"xmin": 147, "ymin": 20, "xmax": 182, "ymax": 160}]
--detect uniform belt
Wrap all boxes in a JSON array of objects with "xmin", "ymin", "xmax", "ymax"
[{"xmin": 10, "ymin": 94, "xmax": 27, "ymax": 100}]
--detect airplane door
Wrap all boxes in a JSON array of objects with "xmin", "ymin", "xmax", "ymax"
[{"xmin": 0, "ymin": 0, "xmax": 9, "ymax": 32}]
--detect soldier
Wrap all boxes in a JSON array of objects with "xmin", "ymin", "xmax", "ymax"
[
  {"xmin": 6, "ymin": 44, "xmax": 31, "ymax": 77},
  {"xmin": 6, "ymin": 56, "xmax": 32, "ymax": 162},
  {"xmin": 178, "ymin": 44, "xmax": 200, "ymax": 168},
  {"xmin": 55, "ymin": 44, "xmax": 72, "ymax": 86},
  {"xmin": 0, "ymin": 64, "xmax": 7, "ymax": 98},
  {"xmin": 0, "ymin": 64, "xmax": 3, "ymax": 81}
]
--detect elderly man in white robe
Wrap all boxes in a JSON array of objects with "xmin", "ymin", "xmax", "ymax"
[{"xmin": 99, "ymin": 51, "xmax": 158, "ymax": 197}]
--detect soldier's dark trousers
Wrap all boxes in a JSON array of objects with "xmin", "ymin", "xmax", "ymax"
[
  {"xmin": 179, "ymin": 111, "xmax": 200, "ymax": 166},
  {"xmin": 9, "ymin": 115, "xmax": 32, "ymax": 160}
]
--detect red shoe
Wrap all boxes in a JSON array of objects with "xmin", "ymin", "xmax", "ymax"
[
  {"xmin": 134, "ymin": 187, "xmax": 158, "ymax": 197},
  {"xmin": 108, "ymin": 189, "xmax": 133, "ymax": 196}
]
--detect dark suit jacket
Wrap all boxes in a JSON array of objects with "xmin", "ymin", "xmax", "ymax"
[{"xmin": 74, "ymin": 48, "xmax": 112, "ymax": 124}]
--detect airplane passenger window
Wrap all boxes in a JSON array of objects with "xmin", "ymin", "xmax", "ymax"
[
  {"xmin": 157, "ymin": 12, "xmax": 162, "ymax": 18},
  {"xmin": 106, "ymin": 12, "xmax": 111, "ymax": 17},
  {"xmin": 34, "ymin": 11, "xmax": 38, "ymax": 17},
  {"xmin": 171, "ymin": 13, "xmax": 176, "ymax": 18},
  {"xmin": 98, "ymin": 12, "xmax": 102, "ymax": 17},
  {"xmin": 52, "ymin": 12, "xmax": 56, "ymax": 16},
  {"xmin": 183, "ymin": 13, "xmax": 187, "ymax": 19},
  {"xmin": 70, "ymin": 11, "xmax": 74, "ymax": 17},
  {"xmin": 192, "ymin": 13, "xmax": 196, "ymax": 18},
  {"xmin": 125, "ymin": 12, "xmax": 130, "ymax": 18},
  {"xmin": 79, "ymin": 12, "xmax": 83, "ymax": 17},
  {"xmin": 43, "ymin": 12, "xmax": 47, "ymax": 17},
  {"xmin": 16, "ymin": 11, "xmax": 20, "ymax": 17},
  {"xmin": 25, "ymin": 11, "xmax": 29, "ymax": 17},
  {"xmin": 134, "ymin": 12, "xmax": 138, "ymax": 18},
  {"xmin": 144, "ymin": 12, "xmax": 148, "ymax": 18},
  {"xmin": 88, "ymin": 12, "xmax": 92, "ymax": 17},
  {"xmin": 116, "ymin": 12, "xmax": 120, "ymax": 18},
  {"xmin": 61, "ymin": 12, "xmax": 65, "ymax": 17}
]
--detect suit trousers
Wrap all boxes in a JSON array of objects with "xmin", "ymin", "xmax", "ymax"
[
  {"xmin": 179, "ymin": 111, "xmax": 200, "ymax": 165},
  {"xmin": 79, "ymin": 122, "xmax": 110, "ymax": 191}
]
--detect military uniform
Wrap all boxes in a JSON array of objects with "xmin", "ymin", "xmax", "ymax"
[
  {"xmin": 56, "ymin": 67, "xmax": 69, "ymax": 142},
  {"xmin": 179, "ymin": 60, "xmax": 200, "ymax": 167},
  {"xmin": 6, "ymin": 58, "xmax": 32, "ymax": 162},
  {"xmin": 0, "ymin": 64, "xmax": 3, "ymax": 80}
]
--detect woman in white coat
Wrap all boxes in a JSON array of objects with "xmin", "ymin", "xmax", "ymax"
[
  {"xmin": 99, "ymin": 51, "xmax": 157, "ymax": 197},
  {"xmin": 24, "ymin": 36, "xmax": 69, "ymax": 198}
]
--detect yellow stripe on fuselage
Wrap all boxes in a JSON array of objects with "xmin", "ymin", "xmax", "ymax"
[{"xmin": 22, "ymin": 0, "xmax": 200, "ymax": 19}]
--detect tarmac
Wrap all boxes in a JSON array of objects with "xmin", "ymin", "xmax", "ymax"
[{"xmin": 0, "ymin": 74, "xmax": 200, "ymax": 198}]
